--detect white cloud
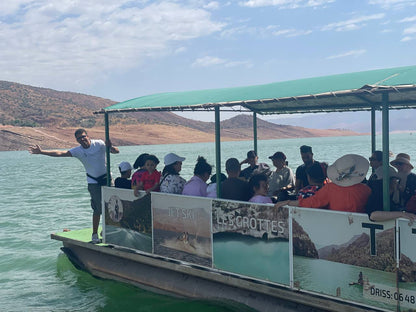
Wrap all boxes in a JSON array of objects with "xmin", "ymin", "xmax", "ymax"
[
  {"xmin": 401, "ymin": 24, "xmax": 416, "ymax": 41},
  {"xmin": 203, "ymin": 1, "xmax": 220, "ymax": 9},
  {"xmin": 369, "ymin": 0, "xmax": 416, "ymax": 10},
  {"xmin": 239, "ymin": 0, "xmax": 334, "ymax": 8},
  {"xmin": 321, "ymin": 14, "xmax": 385, "ymax": 31},
  {"xmin": 0, "ymin": 0, "xmax": 225, "ymax": 90},
  {"xmin": 192, "ymin": 56, "xmax": 252, "ymax": 68},
  {"xmin": 272, "ymin": 28, "xmax": 312, "ymax": 37},
  {"xmin": 399, "ymin": 15, "xmax": 416, "ymax": 23},
  {"xmin": 326, "ymin": 49, "xmax": 366, "ymax": 59}
]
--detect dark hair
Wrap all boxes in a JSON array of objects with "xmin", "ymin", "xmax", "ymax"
[
  {"xmin": 162, "ymin": 163, "xmax": 179, "ymax": 176},
  {"xmin": 247, "ymin": 150, "xmax": 257, "ymax": 158},
  {"xmin": 210, "ymin": 173, "xmax": 227, "ymax": 184},
  {"xmin": 145, "ymin": 154, "xmax": 160, "ymax": 165},
  {"xmin": 248, "ymin": 174, "xmax": 268, "ymax": 196},
  {"xmin": 133, "ymin": 153, "xmax": 150, "ymax": 169},
  {"xmin": 373, "ymin": 150, "xmax": 383, "ymax": 162},
  {"xmin": 74, "ymin": 128, "xmax": 87, "ymax": 138},
  {"xmin": 300, "ymin": 145, "xmax": 312, "ymax": 153},
  {"xmin": 194, "ymin": 156, "xmax": 212, "ymax": 176},
  {"xmin": 306, "ymin": 162, "xmax": 326, "ymax": 183},
  {"xmin": 225, "ymin": 158, "xmax": 241, "ymax": 173}
]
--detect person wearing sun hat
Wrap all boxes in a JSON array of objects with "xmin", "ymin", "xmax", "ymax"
[
  {"xmin": 275, "ymin": 154, "xmax": 371, "ymax": 213},
  {"xmin": 159, "ymin": 153, "xmax": 186, "ymax": 194},
  {"xmin": 390, "ymin": 153, "xmax": 416, "ymax": 208}
]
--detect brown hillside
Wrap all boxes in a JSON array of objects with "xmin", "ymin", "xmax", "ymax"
[{"xmin": 0, "ymin": 81, "xmax": 361, "ymax": 151}]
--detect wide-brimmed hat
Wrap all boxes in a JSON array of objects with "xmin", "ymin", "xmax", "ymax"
[
  {"xmin": 164, "ymin": 153, "xmax": 186, "ymax": 166},
  {"xmin": 390, "ymin": 153, "xmax": 414, "ymax": 169},
  {"xmin": 327, "ymin": 154, "xmax": 369, "ymax": 187}
]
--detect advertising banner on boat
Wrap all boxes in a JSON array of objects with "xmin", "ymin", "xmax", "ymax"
[
  {"xmin": 102, "ymin": 187, "xmax": 152, "ymax": 252},
  {"xmin": 212, "ymin": 199, "xmax": 290, "ymax": 285},
  {"xmin": 152, "ymin": 193, "xmax": 213, "ymax": 267},
  {"xmin": 291, "ymin": 206, "xmax": 398, "ymax": 311}
]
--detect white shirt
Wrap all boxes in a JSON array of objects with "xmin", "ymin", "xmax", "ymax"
[{"xmin": 69, "ymin": 139, "xmax": 106, "ymax": 184}]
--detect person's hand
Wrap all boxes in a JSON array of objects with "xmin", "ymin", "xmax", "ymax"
[
  {"xmin": 29, "ymin": 145, "xmax": 42, "ymax": 154},
  {"xmin": 404, "ymin": 212, "xmax": 416, "ymax": 225}
]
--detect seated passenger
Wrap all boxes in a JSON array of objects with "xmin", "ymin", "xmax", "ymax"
[
  {"xmin": 160, "ymin": 153, "xmax": 186, "ymax": 194},
  {"xmin": 391, "ymin": 153, "xmax": 416, "ymax": 210},
  {"xmin": 115, "ymin": 161, "xmax": 133, "ymax": 189},
  {"xmin": 207, "ymin": 173, "xmax": 227, "ymax": 198},
  {"xmin": 134, "ymin": 154, "xmax": 161, "ymax": 196},
  {"xmin": 182, "ymin": 156, "xmax": 212, "ymax": 197},
  {"xmin": 131, "ymin": 153, "xmax": 149, "ymax": 189},
  {"xmin": 295, "ymin": 145, "xmax": 327, "ymax": 193},
  {"xmin": 248, "ymin": 174, "xmax": 273, "ymax": 204},
  {"xmin": 276, "ymin": 154, "xmax": 371, "ymax": 213},
  {"xmin": 239, "ymin": 150, "xmax": 259, "ymax": 181},
  {"xmin": 297, "ymin": 162, "xmax": 326, "ymax": 200},
  {"xmin": 267, "ymin": 152, "xmax": 295, "ymax": 197},
  {"xmin": 221, "ymin": 158, "xmax": 250, "ymax": 201}
]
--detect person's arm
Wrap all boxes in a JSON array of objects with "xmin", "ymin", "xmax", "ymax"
[
  {"xmin": 369, "ymin": 211, "xmax": 416, "ymax": 222},
  {"xmin": 106, "ymin": 140, "xmax": 119, "ymax": 154},
  {"xmin": 28, "ymin": 145, "xmax": 71, "ymax": 157},
  {"xmin": 275, "ymin": 199, "xmax": 299, "ymax": 208}
]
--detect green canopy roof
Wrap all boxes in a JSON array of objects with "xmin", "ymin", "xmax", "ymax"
[{"xmin": 99, "ymin": 65, "xmax": 416, "ymax": 115}]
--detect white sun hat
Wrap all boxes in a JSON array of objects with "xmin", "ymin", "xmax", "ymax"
[
  {"xmin": 327, "ymin": 154, "xmax": 369, "ymax": 187},
  {"xmin": 164, "ymin": 153, "xmax": 186, "ymax": 166}
]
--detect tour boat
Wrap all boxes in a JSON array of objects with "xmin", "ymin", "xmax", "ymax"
[{"xmin": 52, "ymin": 65, "xmax": 416, "ymax": 312}]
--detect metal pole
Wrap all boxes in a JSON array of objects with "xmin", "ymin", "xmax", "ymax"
[
  {"xmin": 381, "ymin": 93, "xmax": 390, "ymax": 211},
  {"xmin": 371, "ymin": 107, "xmax": 376, "ymax": 153},
  {"xmin": 105, "ymin": 112, "xmax": 111, "ymax": 186},
  {"xmin": 253, "ymin": 112, "xmax": 258, "ymax": 154},
  {"xmin": 215, "ymin": 106, "xmax": 222, "ymax": 197}
]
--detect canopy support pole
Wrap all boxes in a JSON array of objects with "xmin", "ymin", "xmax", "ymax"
[
  {"xmin": 215, "ymin": 106, "xmax": 222, "ymax": 197},
  {"xmin": 371, "ymin": 107, "xmax": 376, "ymax": 153},
  {"xmin": 105, "ymin": 112, "xmax": 111, "ymax": 186},
  {"xmin": 382, "ymin": 93, "xmax": 390, "ymax": 211},
  {"xmin": 253, "ymin": 112, "xmax": 258, "ymax": 154}
]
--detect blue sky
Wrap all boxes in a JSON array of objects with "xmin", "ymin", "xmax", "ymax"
[{"xmin": 1, "ymin": 0, "xmax": 415, "ymax": 121}]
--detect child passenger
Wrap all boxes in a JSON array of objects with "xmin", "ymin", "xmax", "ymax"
[
  {"xmin": 248, "ymin": 174, "xmax": 273, "ymax": 204},
  {"xmin": 115, "ymin": 161, "xmax": 133, "ymax": 189},
  {"xmin": 134, "ymin": 154, "xmax": 161, "ymax": 196}
]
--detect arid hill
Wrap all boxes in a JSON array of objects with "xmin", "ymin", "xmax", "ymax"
[{"xmin": 0, "ymin": 80, "xmax": 360, "ymax": 151}]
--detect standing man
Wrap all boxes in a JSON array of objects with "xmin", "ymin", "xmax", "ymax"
[
  {"xmin": 29, "ymin": 128, "xmax": 119, "ymax": 243},
  {"xmin": 295, "ymin": 145, "xmax": 326, "ymax": 193},
  {"xmin": 240, "ymin": 150, "xmax": 259, "ymax": 181}
]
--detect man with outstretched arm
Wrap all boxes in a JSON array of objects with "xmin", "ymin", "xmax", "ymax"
[{"xmin": 29, "ymin": 128, "xmax": 119, "ymax": 243}]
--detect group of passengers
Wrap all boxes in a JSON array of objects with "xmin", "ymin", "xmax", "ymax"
[{"xmin": 114, "ymin": 145, "xmax": 416, "ymax": 222}]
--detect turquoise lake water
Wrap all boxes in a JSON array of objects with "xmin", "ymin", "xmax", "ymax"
[{"xmin": 2, "ymin": 133, "xmax": 416, "ymax": 311}]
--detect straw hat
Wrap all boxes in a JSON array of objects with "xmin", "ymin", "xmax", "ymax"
[
  {"xmin": 390, "ymin": 153, "xmax": 414, "ymax": 169},
  {"xmin": 327, "ymin": 154, "xmax": 369, "ymax": 187}
]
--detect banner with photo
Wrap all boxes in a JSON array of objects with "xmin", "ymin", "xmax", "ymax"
[
  {"xmin": 212, "ymin": 199, "xmax": 290, "ymax": 285},
  {"xmin": 291, "ymin": 206, "xmax": 397, "ymax": 310},
  {"xmin": 102, "ymin": 187, "xmax": 152, "ymax": 252},
  {"xmin": 394, "ymin": 219, "xmax": 416, "ymax": 311},
  {"xmin": 152, "ymin": 193, "xmax": 213, "ymax": 267}
]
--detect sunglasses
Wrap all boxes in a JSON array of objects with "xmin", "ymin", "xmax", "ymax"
[
  {"xmin": 368, "ymin": 157, "xmax": 376, "ymax": 161},
  {"xmin": 76, "ymin": 135, "xmax": 88, "ymax": 141}
]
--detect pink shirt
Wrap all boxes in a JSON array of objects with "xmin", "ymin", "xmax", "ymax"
[
  {"xmin": 249, "ymin": 195, "xmax": 273, "ymax": 204},
  {"xmin": 182, "ymin": 175, "xmax": 208, "ymax": 197},
  {"xmin": 141, "ymin": 170, "xmax": 161, "ymax": 191}
]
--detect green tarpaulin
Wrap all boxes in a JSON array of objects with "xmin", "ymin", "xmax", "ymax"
[{"xmin": 100, "ymin": 65, "xmax": 416, "ymax": 115}]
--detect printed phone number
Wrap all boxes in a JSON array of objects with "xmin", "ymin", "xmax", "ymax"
[{"xmin": 364, "ymin": 283, "xmax": 416, "ymax": 308}]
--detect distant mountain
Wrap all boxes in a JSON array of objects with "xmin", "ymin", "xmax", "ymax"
[
  {"xmin": 268, "ymin": 110, "xmax": 416, "ymax": 133},
  {"xmin": 0, "ymin": 81, "xmax": 361, "ymax": 151}
]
